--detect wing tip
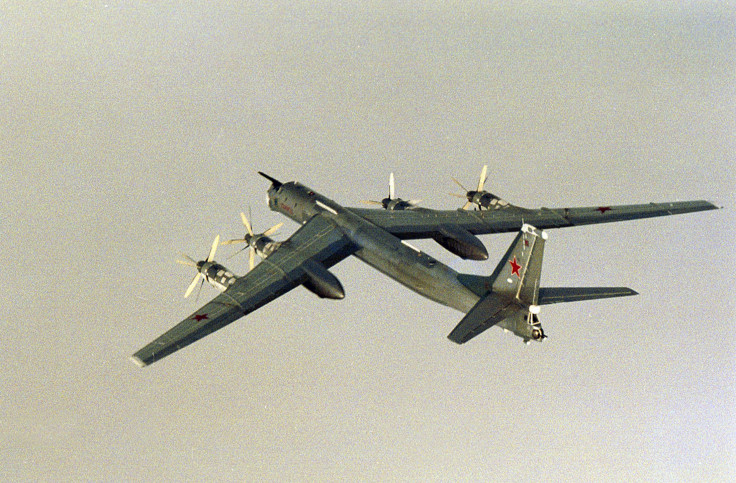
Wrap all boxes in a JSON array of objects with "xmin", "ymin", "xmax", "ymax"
[
  {"xmin": 691, "ymin": 200, "xmax": 721, "ymax": 211},
  {"xmin": 129, "ymin": 355, "xmax": 147, "ymax": 368}
]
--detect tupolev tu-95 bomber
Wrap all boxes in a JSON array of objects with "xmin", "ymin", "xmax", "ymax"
[{"xmin": 131, "ymin": 169, "xmax": 719, "ymax": 367}]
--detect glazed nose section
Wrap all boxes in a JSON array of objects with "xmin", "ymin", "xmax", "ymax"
[
  {"xmin": 267, "ymin": 189, "xmax": 278, "ymax": 210},
  {"xmin": 259, "ymin": 171, "xmax": 283, "ymax": 210}
]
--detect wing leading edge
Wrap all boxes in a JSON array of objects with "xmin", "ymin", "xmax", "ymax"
[
  {"xmin": 131, "ymin": 214, "xmax": 356, "ymax": 367},
  {"xmin": 350, "ymin": 200, "xmax": 718, "ymax": 238}
]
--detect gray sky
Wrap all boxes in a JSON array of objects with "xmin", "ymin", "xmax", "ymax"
[{"xmin": 2, "ymin": 2, "xmax": 735, "ymax": 481}]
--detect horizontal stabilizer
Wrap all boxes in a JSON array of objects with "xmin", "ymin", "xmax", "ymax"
[
  {"xmin": 537, "ymin": 287, "xmax": 638, "ymax": 305},
  {"xmin": 448, "ymin": 292, "xmax": 517, "ymax": 344}
]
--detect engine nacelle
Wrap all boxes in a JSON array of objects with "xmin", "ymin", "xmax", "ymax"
[
  {"xmin": 468, "ymin": 191, "xmax": 510, "ymax": 210},
  {"xmin": 301, "ymin": 260, "xmax": 345, "ymax": 299},
  {"xmin": 432, "ymin": 224, "xmax": 489, "ymax": 260},
  {"xmin": 201, "ymin": 262, "xmax": 238, "ymax": 291}
]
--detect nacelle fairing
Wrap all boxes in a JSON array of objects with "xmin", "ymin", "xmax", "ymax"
[
  {"xmin": 461, "ymin": 190, "xmax": 511, "ymax": 211},
  {"xmin": 200, "ymin": 261, "xmax": 238, "ymax": 291},
  {"xmin": 431, "ymin": 224, "xmax": 488, "ymax": 260},
  {"xmin": 249, "ymin": 234, "xmax": 281, "ymax": 259},
  {"xmin": 301, "ymin": 260, "xmax": 345, "ymax": 299},
  {"xmin": 380, "ymin": 197, "xmax": 414, "ymax": 211},
  {"xmin": 453, "ymin": 165, "xmax": 513, "ymax": 211}
]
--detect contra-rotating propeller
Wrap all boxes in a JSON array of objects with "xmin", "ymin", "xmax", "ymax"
[
  {"xmin": 221, "ymin": 210, "xmax": 283, "ymax": 270},
  {"xmin": 176, "ymin": 235, "xmax": 221, "ymax": 299},
  {"xmin": 451, "ymin": 164, "xmax": 488, "ymax": 210},
  {"xmin": 362, "ymin": 172, "xmax": 421, "ymax": 210},
  {"xmin": 451, "ymin": 165, "xmax": 510, "ymax": 211}
]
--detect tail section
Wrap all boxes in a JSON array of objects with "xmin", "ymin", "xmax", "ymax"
[
  {"xmin": 490, "ymin": 224, "xmax": 547, "ymax": 304},
  {"xmin": 450, "ymin": 224, "xmax": 547, "ymax": 343},
  {"xmin": 451, "ymin": 224, "xmax": 637, "ymax": 344}
]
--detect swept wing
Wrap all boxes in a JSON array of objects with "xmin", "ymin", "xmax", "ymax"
[
  {"xmin": 131, "ymin": 215, "xmax": 355, "ymax": 366},
  {"xmin": 350, "ymin": 200, "xmax": 717, "ymax": 238}
]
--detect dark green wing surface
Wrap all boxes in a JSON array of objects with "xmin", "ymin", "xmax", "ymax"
[
  {"xmin": 349, "ymin": 200, "xmax": 718, "ymax": 238},
  {"xmin": 447, "ymin": 292, "xmax": 517, "ymax": 344},
  {"xmin": 131, "ymin": 215, "xmax": 356, "ymax": 367},
  {"xmin": 537, "ymin": 287, "xmax": 638, "ymax": 304}
]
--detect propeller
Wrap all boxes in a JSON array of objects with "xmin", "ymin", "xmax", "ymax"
[
  {"xmin": 451, "ymin": 164, "xmax": 489, "ymax": 210},
  {"xmin": 476, "ymin": 164, "xmax": 489, "ymax": 192},
  {"xmin": 221, "ymin": 210, "xmax": 282, "ymax": 270},
  {"xmin": 177, "ymin": 235, "xmax": 220, "ymax": 299},
  {"xmin": 450, "ymin": 178, "xmax": 474, "ymax": 210},
  {"xmin": 362, "ymin": 172, "xmax": 421, "ymax": 210}
]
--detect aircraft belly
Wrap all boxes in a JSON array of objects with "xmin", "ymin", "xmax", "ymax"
[
  {"xmin": 352, "ymin": 245, "xmax": 478, "ymax": 313},
  {"xmin": 331, "ymin": 207, "xmax": 479, "ymax": 312}
]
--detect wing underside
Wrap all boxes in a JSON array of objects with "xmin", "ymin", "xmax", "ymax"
[{"xmin": 132, "ymin": 215, "xmax": 355, "ymax": 367}]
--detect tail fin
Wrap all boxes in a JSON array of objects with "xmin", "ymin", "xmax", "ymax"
[
  {"xmin": 449, "ymin": 224, "xmax": 547, "ymax": 343},
  {"xmin": 489, "ymin": 223, "xmax": 547, "ymax": 305},
  {"xmin": 457, "ymin": 224, "xmax": 547, "ymax": 301}
]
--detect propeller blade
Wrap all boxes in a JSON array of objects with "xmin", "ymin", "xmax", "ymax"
[
  {"xmin": 452, "ymin": 177, "xmax": 468, "ymax": 192},
  {"xmin": 194, "ymin": 277, "xmax": 205, "ymax": 303},
  {"xmin": 206, "ymin": 235, "xmax": 220, "ymax": 262},
  {"xmin": 240, "ymin": 212, "xmax": 254, "ymax": 236},
  {"xmin": 221, "ymin": 238, "xmax": 246, "ymax": 246},
  {"xmin": 184, "ymin": 273, "xmax": 203, "ymax": 298},
  {"xmin": 407, "ymin": 199, "xmax": 422, "ymax": 206},
  {"xmin": 177, "ymin": 254, "xmax": 198, "ymax": 267},
  {"xmin": 477, "ymin": 164, "xmax": 488, "ymax": 191},
  {"xmin": 361, "ymin": 200, "xmax": 383, "ymax": 205},
  {"xmin": 262, "ymin": 222, "xmax": 283, "ymax": 237},
  {"xmin": 462, "ymin": 201, "xmax": 473, "ymax": 210},
  {"xmin": 226, "ymin": 245, "xmax": 248, "ymax": 261},
  {"xmin": 389, "ymin": 172, "xmax": 395, "ymax": 200},
  {"xmin": 450, "ymin": 193, "xmax": 467, "ymax": 199},
  {"xmin": 249, "ymin": 246, "xmax": 256, "ymax": 271}
]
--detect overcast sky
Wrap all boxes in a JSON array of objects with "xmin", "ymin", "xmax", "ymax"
[{"xmin": 2, "ymin": 2, "xmax": 735, "ymax": 481}]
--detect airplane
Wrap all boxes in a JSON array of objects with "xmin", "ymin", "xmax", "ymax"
[{"xmin": 131, "ymin": 171, "xmax": 719, "ymax": 367}]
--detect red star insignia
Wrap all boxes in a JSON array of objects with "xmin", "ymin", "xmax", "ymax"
[
  {"xmin": 509, "ymin": 256, "xmax": 522, "ymax": 277},
  {"xmin": 192, "ymin": 314, "xmax": 208, "ymax": 322},
  {"xmin": 597, "ymin": 206, "xmax": 611, "ymax": 214}
]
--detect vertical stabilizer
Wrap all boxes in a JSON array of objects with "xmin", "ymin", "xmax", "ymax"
[{"xmin": 490, "ymin": 224, "xmax": 547, "ymax": 305}]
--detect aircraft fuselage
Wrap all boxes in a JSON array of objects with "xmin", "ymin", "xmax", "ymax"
[{"xmin": 268, "ymin": 181, "xmax": 480, "ymax": 313}]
